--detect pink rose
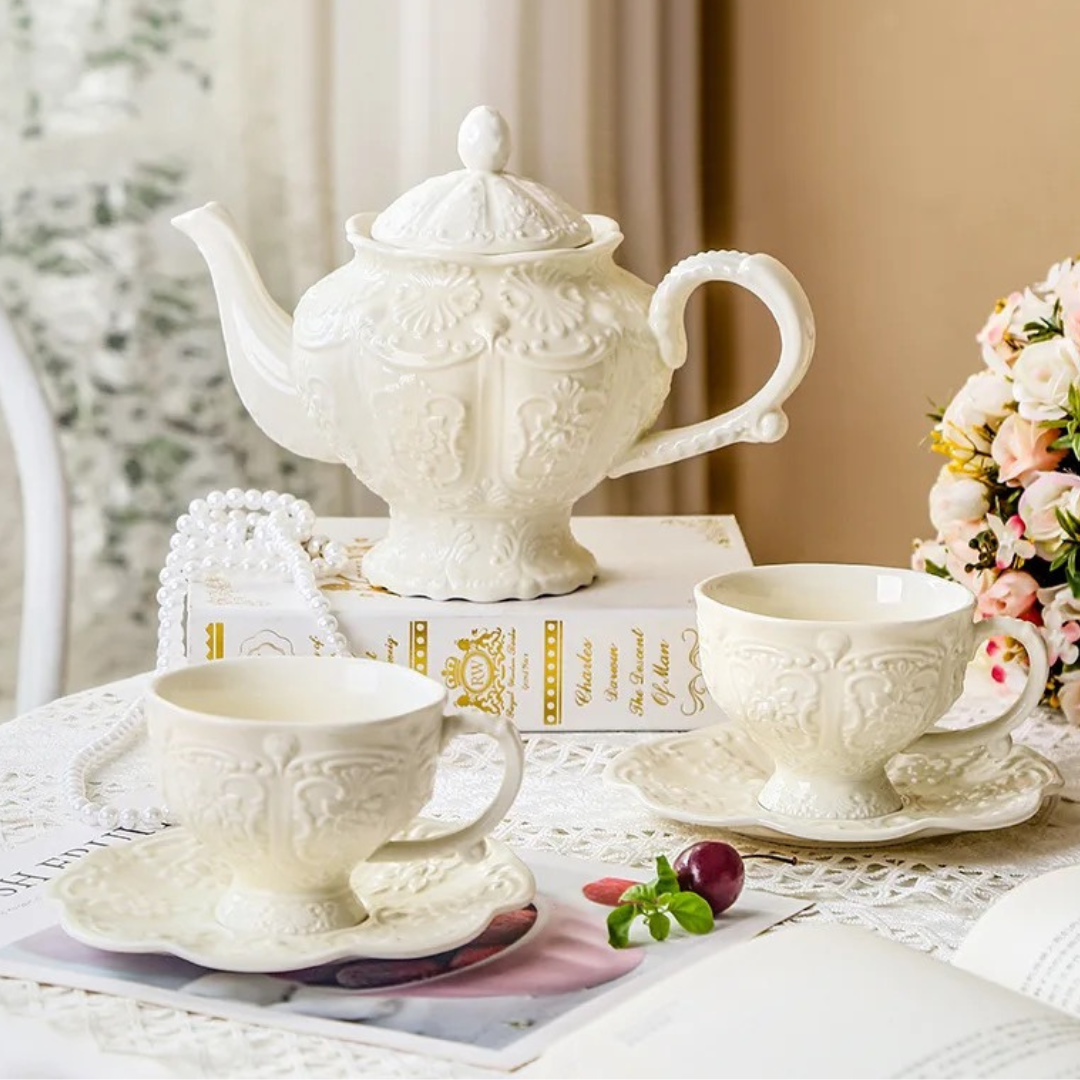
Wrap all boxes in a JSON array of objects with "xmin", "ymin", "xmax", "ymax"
[
  {"xmin": 976, "ymin": 570, "xmax": 1040, "ymax": 620},
  {"xmin": 991, "ymin": 414, "xmax": 1066, "ymax": 486}
]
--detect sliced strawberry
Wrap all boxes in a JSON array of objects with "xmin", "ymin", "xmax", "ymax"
[{"xmin": 582, "ymin": 877, "xmax": 641, "ymax": 906}]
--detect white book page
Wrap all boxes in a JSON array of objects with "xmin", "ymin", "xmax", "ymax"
[
  {"xmin": 954, "ymin": 864, "xmax": 1080, "ymax": 1017},
  {"xmin": 526, "ymin": 924, "xmax": 1080, "ymax": 1079}
]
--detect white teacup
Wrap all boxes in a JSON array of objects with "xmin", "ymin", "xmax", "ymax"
[
  {"xmin": 146, "ymin": 657, "xmax": 524, "ymax": 935},
  {"xmin": 694, "ymin": 564, "xmax": 1049, "ymax": 820}
]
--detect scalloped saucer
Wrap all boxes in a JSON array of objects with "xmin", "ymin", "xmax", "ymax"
[
  {"xmin": 605, "ymin": 725, "xmax": 1062, "ymax": 846},
  {"xmin": 50, "ymin": 821, "xmax": 535, "ymax": 972}
]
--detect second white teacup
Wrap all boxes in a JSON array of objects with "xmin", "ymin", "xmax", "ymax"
[
  {"xmin": 147, "ymin": 657, "xmax": 524, "ymax": 935},
  {"xmin": 694, "ymin": 564, "xmax": 1049, "ymax": 820}
]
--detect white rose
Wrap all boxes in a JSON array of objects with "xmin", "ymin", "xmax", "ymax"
[
  {"xmin": 1044, "ymin": 259, "xmax": 1079, "ymax": 299},
  {"xmin": 1013, "ymin": 287, "xmax": 1057, "ymax": 334},
  {"xmin": 928, "ymin": 468, "xmax": 990, "ymax": 532},
  {"xmin": 1012, "ymin": 337, "xmax": 1080, "ymax": 422},
  {"xmin": 1018, "ymin": 471, "xmax": 1080, "ymax": 553},
  {"xmin": 941, "ymin": 370, "xmax": 1014, "ymax": 453}
]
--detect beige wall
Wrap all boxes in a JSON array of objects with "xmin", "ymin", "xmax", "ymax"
[{"xmin": 704, "ymin": 0, "xmax": 1080, "ymax": 565}]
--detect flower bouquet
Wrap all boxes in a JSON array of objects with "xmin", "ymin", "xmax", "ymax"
[{"xmin": 915, "ymin": 258, "xmax": 1080, "ymax": 720}]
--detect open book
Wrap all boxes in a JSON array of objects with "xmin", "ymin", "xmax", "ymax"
[{"xmin": 528, "ymin": 864, "xmax": 1080, "ymax": 1078}]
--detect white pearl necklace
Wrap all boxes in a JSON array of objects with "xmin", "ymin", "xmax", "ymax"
[{"xmin": 63, "ymin": 489, "xmax": 352, "ymax": 829}]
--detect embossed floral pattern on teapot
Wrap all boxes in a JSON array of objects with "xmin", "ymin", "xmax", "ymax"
[{"xmin": 174, "ymin": 106, "xmax": 816, "ymax": 600}]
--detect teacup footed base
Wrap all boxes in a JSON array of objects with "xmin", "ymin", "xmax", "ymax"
[
  {"xmin": 362, "ymin": 508, "xmax": 598, "ymax": 601},
  {"xmin": 757, "ymin": 769, "xmax": 903, "ymax": 820},
  {"xmin": 215, "ymin": 881, "xmax": 367, "ymax": 936}
]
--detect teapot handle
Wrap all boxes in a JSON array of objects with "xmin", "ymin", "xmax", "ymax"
[{"xmin": 607, "ymin": 250, "xmax": 815, "ymax": 479}]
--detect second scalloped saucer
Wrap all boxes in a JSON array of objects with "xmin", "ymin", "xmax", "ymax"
[{"xmin": 605, "ymin": 725, "xmax": 1061, "ymax": 846}]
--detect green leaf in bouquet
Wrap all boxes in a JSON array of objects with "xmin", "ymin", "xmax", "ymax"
[
  {"xmin": 1023, "ymin": 298, "xmax": 1064, "ymax": 343},
  {"xmin": 924, "ymin": 560, "xmax": 952, "ymax": 580},
  {"xmin": 1056, "ymin": 508, "xmax": 1080, "ymax": 544}
]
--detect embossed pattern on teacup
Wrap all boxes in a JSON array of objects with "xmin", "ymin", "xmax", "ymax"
[{"xmin": 160, "ymin": 715, "xmax": 441, "ymax": 891}]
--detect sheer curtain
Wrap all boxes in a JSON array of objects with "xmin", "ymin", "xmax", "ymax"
[{"xmin": 0, "ymin": 0, "xmax": 707, "ymax": 706}]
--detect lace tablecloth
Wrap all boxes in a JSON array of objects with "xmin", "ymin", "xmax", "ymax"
[{"xmin": 2, "ymin": 677, "xmax": 1080, "ymax": 1077}]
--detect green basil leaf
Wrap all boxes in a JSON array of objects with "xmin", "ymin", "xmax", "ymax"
[
  {"xmin": 607, "ymin": 904, "xmax": 637, "ymax": 949},
  {"xmin": 619, "ymin": 883, "xmax": 656, "ymax": 905},
  {"xmin": 647, "ymin": 912, "xmax": 671, "ymax": 942},
  {"xmin": 655, "ymin": 854, "xmax": 680, "ymax": 895},
  {"xmin": 668, "ymin": 892, "xmax": 715, "ymax": 934}
]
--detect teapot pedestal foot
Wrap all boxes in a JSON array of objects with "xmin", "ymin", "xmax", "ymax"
[{"xmin": 361, "ymin": 510, "xmax": 597, "ymax": 601}]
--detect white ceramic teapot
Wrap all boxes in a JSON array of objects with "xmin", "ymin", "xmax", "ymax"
[{"xmin": 174, "ymin": 106, "xmax": 815, "ymax": 601}]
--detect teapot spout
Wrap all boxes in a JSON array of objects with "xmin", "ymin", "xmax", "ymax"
[{"xmin": 171, "ymin": 202, "xmax": 338, "ymax": 463}]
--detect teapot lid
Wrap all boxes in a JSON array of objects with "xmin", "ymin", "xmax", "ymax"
[{"xmin": 369, "ymin": 106, "xmax": 593, "ymax": 255}]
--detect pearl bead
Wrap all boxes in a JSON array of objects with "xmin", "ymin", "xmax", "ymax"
[{"xmin": 65, "ymin": 486, "xmax": 365, "ymax": 832}]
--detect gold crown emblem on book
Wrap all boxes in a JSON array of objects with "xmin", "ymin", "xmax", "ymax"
[{"xmin": 441, "ymin": 628, "xmax": 512, "ymax": 716}]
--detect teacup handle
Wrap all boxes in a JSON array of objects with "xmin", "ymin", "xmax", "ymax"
[
  {"xmin": 367, "ymin": 711, "xmax": 524, "ymax": 863},
  {"xmin": 908, "ymin": 617, "xmax": 1049, "ymax": 758},
  {"xmin": 607, "ymin": 250, "xmax": 815, "ymax": 479}
]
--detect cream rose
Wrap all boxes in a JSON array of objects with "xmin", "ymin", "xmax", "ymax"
[
  {"xmin": 1017, "ymin": 471, "xmax": 1080, "ymax": 553},
  {"xmin": 928, "ymin": 468, "xmax": 990, "ymax": 532},
  {"xmin": 941, "ymin": 370, "xmax": 1015, "ymax": 454},
  {"xmin": 1011, "ymin": 337, "xmax": 1080, "ymax": 422},
  {"xmin": 990, "ymin": 413, "xmax": 1067, "ymax": 486}
]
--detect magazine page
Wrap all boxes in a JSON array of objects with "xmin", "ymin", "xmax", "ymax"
[
  {"xmin": 527, "ymin": 924, "xmax": 1080, "ymax": 1079},
  {"xmin": 953, "ymin": 864, "xmax": 1080, "ymax": 1017},
  {"xmin": 0, "ymin": 826, "xmax": 807, "ymax": 1072}
]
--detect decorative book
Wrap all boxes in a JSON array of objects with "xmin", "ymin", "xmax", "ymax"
[{"xmin": 184, "ymin": 515, "xmax": 752, "ymax": 732}]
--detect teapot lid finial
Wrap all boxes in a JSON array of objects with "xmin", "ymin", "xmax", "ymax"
[
  {"xmin": 457, "ymin": 106, "xmax": 511, "ymax": 173},
  {"xmin": 369, "ymin": 105, "xmax": 593, "ymax": 255}
]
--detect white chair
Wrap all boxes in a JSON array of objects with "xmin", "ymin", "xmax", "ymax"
[{"xmin": 0, "ymin": 309, "xmax": 69, "ymax": 715}]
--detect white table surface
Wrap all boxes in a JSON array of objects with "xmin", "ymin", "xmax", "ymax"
[{"xmin": 3, "ymin": 676, "xmax": 1080, "ymax": 1077}]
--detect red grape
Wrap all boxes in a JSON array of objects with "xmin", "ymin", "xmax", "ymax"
[{"xmin": 672, "ymin": 841, "xmax": 745, "ymax": 916}]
